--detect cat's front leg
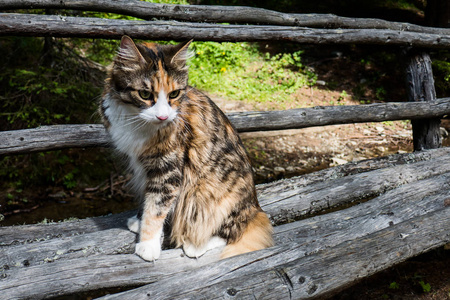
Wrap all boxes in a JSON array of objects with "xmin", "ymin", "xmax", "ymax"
[
  {"xmin": 135, "ymin": 225, "xmax": 163, "ymax": 261},
  {"xmin": 135, "ymin": 210, "xmax": 165, "ymax": 261},
  {"xmin": 135, "ymin": 187, "xmax": 179, "ymax": 261}
]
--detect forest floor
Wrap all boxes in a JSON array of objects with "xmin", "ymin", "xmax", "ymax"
[{"xmin": 1, "ymin": 45, "xmax": 450, "ymax": 299}]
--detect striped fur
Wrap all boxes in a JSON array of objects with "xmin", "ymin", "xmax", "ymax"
[{"xmin": 100, "ymin": 36, "xmax": 273, "ymax": 261}]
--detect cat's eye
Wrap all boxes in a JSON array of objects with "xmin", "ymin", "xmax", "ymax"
[
  {"xmin": 168, "ymin": 90, "xmax": 180, "ymax": 99},
  {"xmin": 138, "ymin": 90, "xmax": 153, "ymax": 100}
]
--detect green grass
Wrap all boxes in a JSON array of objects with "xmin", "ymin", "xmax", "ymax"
[{"xmin": 188, "ymin": 41, "xmax": 317, "ymax": 105}]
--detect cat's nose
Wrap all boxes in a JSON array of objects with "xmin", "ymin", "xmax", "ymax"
[{"xmin": 157, "ymin": 115, "xmax": 168, "ymax": 121}]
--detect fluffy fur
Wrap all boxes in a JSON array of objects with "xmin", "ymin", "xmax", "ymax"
[{"xmin": 100, "ymin": 36, "xmax": 273, "ymax": 261}]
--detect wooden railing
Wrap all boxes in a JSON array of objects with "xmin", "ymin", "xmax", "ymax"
[
  {"xmin": 1, "ymin": 98, "xmax": 450, "ymax": 155},
  {"xmin": 0, "ymin": 1, "xmax": 448, "ymax": 154},
  {"xmin": 1, "ymin": 2, "xmax": 449, "ymax": 300}
]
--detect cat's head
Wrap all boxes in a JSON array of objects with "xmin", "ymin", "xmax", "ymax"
[{"xmin": 107, "ymin": 36, "xmax": 193, "ymax": 125}]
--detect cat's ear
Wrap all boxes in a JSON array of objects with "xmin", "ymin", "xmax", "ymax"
[
  {"xmin": 170, "ymin": 40, "xmax": 194, "ymax": 68},
  {"xmin": 116, "ymin": 36, "xmax": 146, "ymax": 64}
]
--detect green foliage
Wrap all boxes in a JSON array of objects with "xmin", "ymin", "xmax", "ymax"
[
  {"xmin": 0, "ymin": 36, "xmax": 106, "ymax": 200},
  {"xmin": 432, "ymin": 58, "xmax": 450, "ymax": 98},
  {"xmin": 74, "ymin": 39, "xmax": 120, "ymax": 66},
  {"xmin": 189, "ymin": 41, "xmax": 316, "ymax": 105},
  {"xmin": 0, "ymin": 37, "xmax": 102, "ymax": 130},
  {"xmin": 389, "ymin": 281, "xmax": 400, "ymax": 289},
  {"xmin": 418, "ymin": 280, "xmax": 431, "ymax": 293},
  {"xmin": 3, "ymin": 66, "xmax": 80, "ymax": 127}
]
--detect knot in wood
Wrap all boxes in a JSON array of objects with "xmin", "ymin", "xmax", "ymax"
[
  {"xmin": 226, "ymin": 288, "xmax": 238, "ymax": 296},
  {"xmin": 307, "ymin": 283, "xmax": 318, "ymax": 295}
]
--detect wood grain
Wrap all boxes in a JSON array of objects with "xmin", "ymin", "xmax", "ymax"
[
  {"xmin": 2, "ymin": 99, "xmax": 450, "ymax": 156},
  {"xmin": 1, "ymin": 0, "xmax": 450, "ymax": 36},
  {"xmin": 405, "ymin": 51, "xmax": 441, "ymax": 151},
  {"xmin": 0, "ymin": 124, "xmax": 109, "ymax": 156},
  {"xmin": 1, "ymin": 151, "xmax": 449, "ymax": 299},
  {"xmin": 104, "ymin": 207, "xmax": 449, "ymax": 300},
  {"xmin": 1, "ymin": 13, "xmax": 450, "ymax": 48},
  {"xmin": 2, "ymin": 147, "xmax": 449, "ymax": 246}
]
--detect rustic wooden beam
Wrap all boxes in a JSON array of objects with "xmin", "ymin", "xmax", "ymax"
[
  {"xmin": 1, "ymin": 13, "xmax": 449, "ymax": 48},
  {"xmin": 1, "ymin": 98, "xmax": 450, "ymax": 156},
  {"xmin": 2, "ymin": 147, "xmax": 449, "ymax": 247},
  {"xmin": 227, "ymin": 97, "xmax": 450, "ymax": 132},
  {"xmin": 1, "ymin": 170, "xmax": 448, "ymax": 299},
  {"xmin": 405, "ymin": 51, "xmax": 441, "ymax": 151},
  {"xmin": 107, "ymin": 206, "xmax": 450, "ymax": 300},
  {"xmin": 0, "ymin": 210, "xmax": 136, "ymax": 247},
  {"xmin": 1, "ymin": 0, "xmax": 450, "ymax": 36},
  {"xmin": 0, "ymin": 124, "xmax": 110, "ymax": 156},
  {"xmin": 2, "ymin": 167, "xmax": 447, "ymax": 267},
  {"xmin": 102, "ymin": 205, "xmax": 450, "ymax": 299},
  {"xmin": 261, "ymin": 154, "xmax": 450, "ymax": 225},
  {"xmin": 0, "ymin": 0, "xmax": 299, "ymax": 25}
]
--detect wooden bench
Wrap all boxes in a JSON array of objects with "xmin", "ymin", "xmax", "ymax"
[{"xmin": 1, "ymin": 1, "xmax": 449, "ymax": 299}]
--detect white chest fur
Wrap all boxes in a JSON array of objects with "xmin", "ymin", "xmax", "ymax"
[{"xmin": 103, "ymin": 95, "xmax": 157, "ymax": 197}]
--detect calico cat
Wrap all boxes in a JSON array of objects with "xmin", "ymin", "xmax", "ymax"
[{"xmin": 100, "ymin": 36, "xmax": 273, "ymax": 261}]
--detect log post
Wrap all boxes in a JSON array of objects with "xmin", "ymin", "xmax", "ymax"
[{"xmin": 405, "ymin": 50, "xmax": 441, "ymax": 151}]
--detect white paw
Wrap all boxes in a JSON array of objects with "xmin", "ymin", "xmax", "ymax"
[
  {"xmin": 135, "ymin": 239, "xmax": 161, "ymax": 261},
  {"xmin": 183, "ymin": 242, "xmax": 207, "ymax": 258},
  {"xmin": 183, "ymin": 236, "xmax": 226, "ymax": 258},
  {"xmin": 206, "ymin": 236, "xmax": 227, "ymax": 250},
  {"xmin": 127, "ymin": 215, "xmax": 140, "ymax": 233}
]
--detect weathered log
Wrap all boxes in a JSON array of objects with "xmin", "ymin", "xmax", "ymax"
[
  {"xmin": 101, "ymin": 207, "xmax": 449, "ymax": 300},
  {"xmin": 1, "ymin": 155, "xmax": 449, "ymax": 299},
  {"xmin": 2, "ymin": 98, "xmax": 450, "ymax": 156},
  {"xmin": 2, "ymin": 168, "xmax": 448, "ymax": 271},
  {"xmin": 227, "ymin": 97, "xmax": 450, "ymax": 132},
  {"xmin": 405, "ymin": 51, "xmax": 441, "ymax": 151},
  {"xmin": 1, "ymin": 13, "xmax": 450, "ymax": 48},
  {"xmin": 0, "ymin": 210, "xmax": 136, "ymax": 247},
  {"xmin": 261, "ymin": 154, "xmax": 450, "ymax": 224},
  {"xmin": 2, "ymin": 182, "xmax": 449, "ymax": 299},
  {"xmin": 1, "ymin": 147, "xmax": 449, "ymax": 247},
  {"xmin": 2, "ymin": 0, "xmax": 450, "ymax": 36},
  {"xmin": 3, "ymin": 0, "xmax": 297, "ymax": 25},
  {"xmin": 0, "ymin": 124, "xmax": 110, "ymax": 156}
]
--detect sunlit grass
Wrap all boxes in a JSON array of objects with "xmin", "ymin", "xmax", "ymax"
[{"xmin": 188, "ymin": 41, "xmax": 317, "ymax": 105}]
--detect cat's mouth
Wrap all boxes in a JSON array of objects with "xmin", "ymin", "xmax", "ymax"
[
  {"xmin": 138, "ymin": 112, "xmax": 175, "ymax": 125},
  {"xmin": 157, "ymin": 115, "xmax": 169, "ymax": 121}
]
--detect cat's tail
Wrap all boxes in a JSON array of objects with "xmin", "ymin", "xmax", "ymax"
[{"xmin": 220, "ymin": 211, "xmax": 274, "ymax": 259}]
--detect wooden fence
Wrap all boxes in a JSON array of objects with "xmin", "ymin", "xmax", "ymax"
[{"xmin": 1, "ymin": 1, "xmax": 450, "ymax": 299}]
